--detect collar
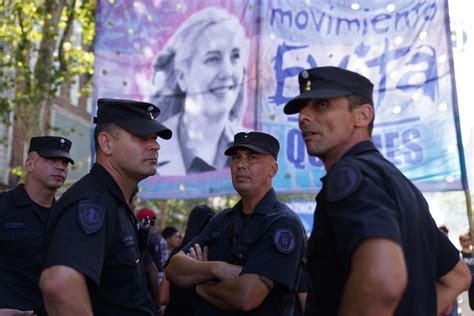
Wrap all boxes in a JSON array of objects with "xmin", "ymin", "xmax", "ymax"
[
  {"xmin": 230, "ymin": 188, "xmax": 277, "ymax": 215},
  {"xmin": 320, "ymin": 140, "xmax": 377, "ymax": 183},
  {"xmin": 90, "ymin": 163, "xmax": 128, "ymax": 204},
  {"xmin": 340, "ymin": 140, "xmax": 378, "ymax": 159},
  {"xmin": 12, "ymin": 184, "xmax": 34, "ymax": 207}
]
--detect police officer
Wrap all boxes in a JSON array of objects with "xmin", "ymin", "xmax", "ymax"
[
  {"xmin": 0, "ymin": 136, "xmax": 73, "ymax": 315},
  {"xmin": 40, "ymin": 98, "xmax": 172, "ymax": 315},
  {"xmin": 166, "ymin": 131, "xmax": 305, "ymax": 315},
  {"xmin": 283, "ymin": 66, "xmax": 471, "ymax": 315}
]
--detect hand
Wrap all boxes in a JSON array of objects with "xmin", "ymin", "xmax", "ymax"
[
  {"xmin": 187, "ymin": 243, "xmax": 208, "ymax": 261},
  {"xmin": 0, "ymin": 309, "xmax": 36, "ymax": 316},
  {"xmin": 213, "ymin": 261, "xmax": 242, "ymax": 281}
]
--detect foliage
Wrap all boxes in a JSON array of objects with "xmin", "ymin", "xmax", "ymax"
[{"xmin": 0, "ymin": 0, "xmax": 96, "ymax": 137}]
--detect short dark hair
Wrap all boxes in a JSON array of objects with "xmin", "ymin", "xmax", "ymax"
[
  {"xmin": 438, "ymin": 225, "xmax": 449, "ymax": 235},
  {"xmin": 347, "ymin": 94, "xmax": 374, "ymax": 135},
  {"xmin": 93, "ymin": 123, "xmax": 118, "ymax": 152},
  {"xmin": 162, "ymin": 226, "xmax": 178, "ymax": 239}
]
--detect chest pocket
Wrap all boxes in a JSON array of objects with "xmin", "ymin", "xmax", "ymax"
[
  {"xmin": 117, "ymin": 234, "xmax": 141, "ymax": 267},
  {"xmin": 0, "ymin": 222, "xmax": 43, "ymax": 258},
  {"xmin": 232, "ymin": 236, "xmax": 257, "ymax": 265}
]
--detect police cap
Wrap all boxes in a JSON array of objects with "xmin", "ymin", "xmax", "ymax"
[
  {"xmin": 224, "ymin": 132, "xmax": 280, "ymax": 160},
  {"xmin": 28, "ymin": 136, "xmax": 74, "ymax": 164},
  {"xmin": 284, "ymin": 66, "xmax": 374, "ymax": 114},
  {"xmin": 93, "ymin": 98, "xmax": 172, "ymax": 139}
]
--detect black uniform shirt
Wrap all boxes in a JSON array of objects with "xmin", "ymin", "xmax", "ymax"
[
  {"xmin": 43, "ymin": 163, "xmax": 155, "ymax": 315},
  {"xmin": 0, "ymin": 185, "xmax": 50, "ymax": 311},
  {"xmin": 305, "ymin": 141, "xmax": 459, "ymax": 316},
  {"xmin": 182, "ymin": 188, "xmax": 305, "ymax": 316}
]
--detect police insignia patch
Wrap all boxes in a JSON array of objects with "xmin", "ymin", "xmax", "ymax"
[
  {"xmin": 78, "ymin": 201, "xmax": 105, "ymax": 234},
  {"xmin": 325, "ymin": 162, "xmax": 362, "ymax": 202},
  {"xmin": 273, "ymin": 229, "xmax": 296, "ymax": 254}
]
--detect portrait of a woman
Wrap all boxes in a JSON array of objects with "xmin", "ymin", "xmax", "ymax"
[{"xmin": 148, "ymin": 7, "xmax": 250, "ymax": 176}]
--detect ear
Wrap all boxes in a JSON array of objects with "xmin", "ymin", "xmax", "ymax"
[
  {"xmin": 354, "ymin": 104, "xmax": 374, "ymax": 128},
  {"xmin": 270, "ymin": 160, "xmax": 279, "ymax": 178},
  {"xmin": 98, "ymin": 132, "xmax": 114, "ymax": 156},
  {"xmin": 24, "ymin": 156, "xmax": 34, "ymax": 173},
  {"xmin": 175, "ymin": 68, "xmax": 186, "ymax": 92}
]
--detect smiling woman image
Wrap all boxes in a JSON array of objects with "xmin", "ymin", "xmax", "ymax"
[{"xmin": 148, "ymin": 7, "xmax": 250, "ymax": 176}]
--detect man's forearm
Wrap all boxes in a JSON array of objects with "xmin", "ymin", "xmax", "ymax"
[
  {"xmin": 196, "ymin": 281, "xmax": 236, "ymax": 310},
  {"xmin": 165, "ymin": 251, "xmax": 218, "ymax": 287},
  {"xmin": 196, "ymin": 274, "xmax": 270, "ymax": 312}
]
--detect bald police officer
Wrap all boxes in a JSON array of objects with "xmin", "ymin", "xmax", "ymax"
[
  {"xmin": 166, "ymin": 131, "xmax": 305, "ymax": 315},
  {"xmin": 0, "ymin": 136, "xmax": 73, "ymax": 315},
  {"xmin": 40, "ymin": 98, "xmax": 171, "ymax": 315},
  {"xmin": 284, "ymin": 66, "xmax": 471, "ymax": 316}
]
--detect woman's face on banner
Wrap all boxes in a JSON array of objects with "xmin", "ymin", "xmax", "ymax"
[{"xmin": 180, "ymin": 20, "xmax": 247, "ymax": 118}]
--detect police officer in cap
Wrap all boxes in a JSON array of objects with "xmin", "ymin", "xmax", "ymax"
[
  {"xmin": 0, "ymin": 136, "xmax": 73, "ymax": 315},
  {"xmin": 284, "ymin": 66, "xmax": 471, "ymax": 315},
  {"xmin": 40, "ymin": 98, "xmax": 171, "ymax": 315},
  {"xmin": 166, "ymin": 131, "xmax": 305, "ymax": 315}
]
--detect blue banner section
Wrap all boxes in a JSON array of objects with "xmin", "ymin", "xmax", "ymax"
[
  {"xmin": 94, "ymin": 0, "xmax": 462, "ymax": 199},
  {"xmin": 258, "ymin": 0, "xmax": 461, "ymax": 195}
]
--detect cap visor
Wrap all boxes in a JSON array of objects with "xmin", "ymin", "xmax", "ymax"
[
  {"xmin": 118, "ymin": 119, "xmax": 172, "ymax": 139},
  {"xmin": 284, "ymin": 88, "xmax": 352, "ymax": 114},
  {"xmin": 224, "ymin": 144, "xmax": 273, "ymax": 156},
  {"xmin": 37, "ymin": 150, "xmax": 75, "ymax": 164}
]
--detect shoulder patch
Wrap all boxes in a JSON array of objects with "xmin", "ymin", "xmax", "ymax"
[
  {"xmin": 325, "ymin": 162, "xmax": 362, "ymax": 202},
  {"xmin": 78, "ymin": 200, "xmax": 105, "ymax": 234},
  {"xmin": 273, "ymin": 229, "xmax": 296, "ymax": 254}
]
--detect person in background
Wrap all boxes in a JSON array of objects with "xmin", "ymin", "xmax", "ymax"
[
  {"xmin": 161, "ymin": 205, "xmax": 215, "ymax": 316},
  {"xmin": 459, "ymin": 232, "xmax": 474, "ymax": 312},
  {"xmin": 284, "ymin": 66, "xmax": 471, "ymax": 315},
  {"xmin": 132, "ymin": 202, "xmax": 163, "ymax": 314},
  {"xmin": 460, "ymin": 233, "xmax": 474, "ymax": 274},
  {"xmin": 0, "ymin": 136, "xmax": 74, "ymax": 316},
  {"xmin": 137, "ymin": 208, "xmax": 169, "ymax": 283},
  {"xmin": 161, "ymin": 226, "xmax": 181, "ymax": 253}
]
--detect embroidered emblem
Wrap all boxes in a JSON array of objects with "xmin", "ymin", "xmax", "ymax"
[
  {"xmin": 273, "ymin": 229, "xmax": 296, "ymax": 254},
  {"xmin": 325, "ymin": 162, "xmax": 362, "ymax": 202},
  {"xmin": 78, "ymin": 200, "xmax": 105, "ymax": 234},
  {"xmin": 305, "ymin": 80, "xmax": 311, "ymax": 91}
]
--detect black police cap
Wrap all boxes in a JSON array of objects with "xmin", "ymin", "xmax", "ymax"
[
  {"xmin": 224, "ymin": 132, "xmax": 280, "ymax": 160},
  {"xmin": 28, "ymin": 136, "xmax": 74, "ymax": 164},
  {"xmin": 93, "ymin": 98, "xmax": 172, "ymax": 139},
  {"xmin": 284, "ymin": 66, "xmax": 374, "ymax": 114}
]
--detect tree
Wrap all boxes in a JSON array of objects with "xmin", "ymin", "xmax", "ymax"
[{"xmin": 0, "ymin": 0, "xmax": 96, "ymax": 180}]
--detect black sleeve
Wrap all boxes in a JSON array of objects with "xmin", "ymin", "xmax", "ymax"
[
  {"xmin": 43, "ymin": 198, "xmax": 109, "ymax": 286},
  {"xmin": 436, "ymin": 229, "xmax": 461, "ymax": 277}
]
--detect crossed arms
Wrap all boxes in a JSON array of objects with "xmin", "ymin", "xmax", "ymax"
[{"xmin": 165, "ymin": 244, "xmax": 273, "ymax": 311}]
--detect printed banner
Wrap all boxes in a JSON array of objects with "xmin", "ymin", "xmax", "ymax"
[{"xmin": 94, "ymin": 0, "xmax": 462, "ymax": 199}]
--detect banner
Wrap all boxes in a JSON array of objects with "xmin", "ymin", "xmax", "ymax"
[{"xmin": 94, "ymin": 0, "xmax": 462, "ymax": 199}]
